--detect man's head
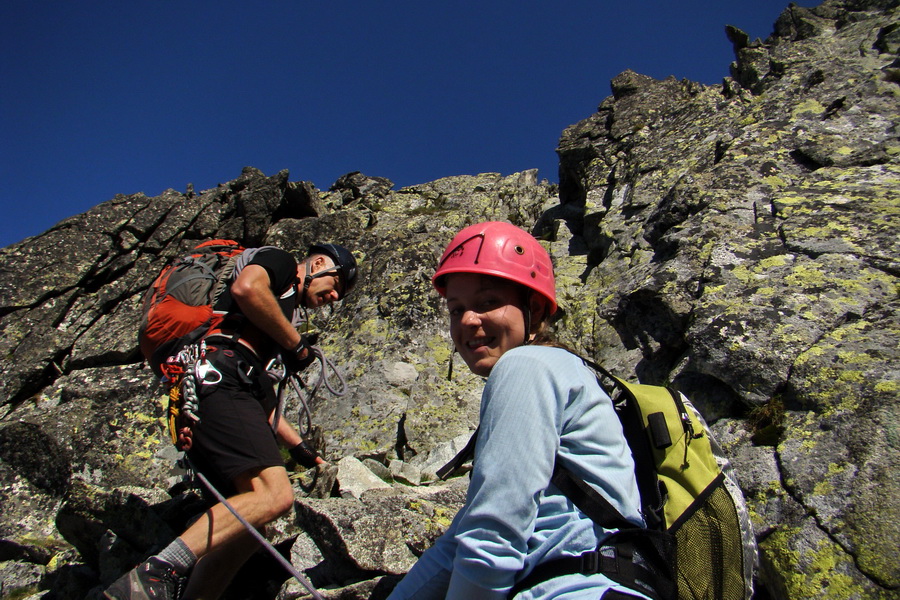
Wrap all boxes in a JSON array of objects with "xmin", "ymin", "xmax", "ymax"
[{"xmin": 298, "ymin": 243, "xmax": 358, "ymax": 308}]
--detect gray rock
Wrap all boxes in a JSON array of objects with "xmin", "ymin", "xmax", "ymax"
[
  {"xmin": 408, "ymin": 431, "xmax": 476, "ymax": 479},
  {"xmin": 336, "ymin": 457, "xmax": 392, "ymax": 499},
  {"xmin": 388, "ymin": 460, "xmax": 421, "ymax": 486}
]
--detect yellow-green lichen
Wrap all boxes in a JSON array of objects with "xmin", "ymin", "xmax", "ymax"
[
  {"xmin": 792, "ymin": 99, "xmax": 827, "ymax": 117},
  {"xmin": 427, "ymin": 334, "xmax": 452, "ymax": 366},
  {"xmin": 874, "ymin": 380, "xmax": 899, "ymax": 394},
  {"xmin": 761, "ymin": 527, "xmax": 866, "ymax": 599},
  {"xmin": 759, "ymin": 255, "xmax": 790, "ymax": 270},
  {"xmin": 762, "ymin": 175, "xmax": 788, "ymax": 188}
]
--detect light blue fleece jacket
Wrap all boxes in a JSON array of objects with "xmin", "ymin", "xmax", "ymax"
[{"xmin": 387, "ymin": 346, "xmax": 649, "ymax": 600}]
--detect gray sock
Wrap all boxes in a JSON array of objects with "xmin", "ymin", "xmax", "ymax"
[{"xmin": 156, "ymin": 538, "xmax": 196, "ymax": 575}]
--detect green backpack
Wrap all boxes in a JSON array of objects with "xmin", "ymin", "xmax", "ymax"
[{"xmin": 536, "ymin": 358, "xmax": 759, "ymax": 600}]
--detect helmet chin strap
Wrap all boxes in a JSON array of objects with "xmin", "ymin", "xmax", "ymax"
[
  {"xmin": 522, "ymin": 291, "xmax": 536, "ymax": 347},
  {"xmin": 300, "ymin": 259, "xmax": 341, "ymax": 308},
  {"xmin": 300, "ymin": 261, "xmax": 313, "ymax": 308},
  {"xmin": 523, "ymin": 309, "xmax": 533, "ymax": 346}
]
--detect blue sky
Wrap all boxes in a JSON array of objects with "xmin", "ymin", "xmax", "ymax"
[{"xmin": 1, "ymin": 1, "xmax": 806, "ymax": 248}]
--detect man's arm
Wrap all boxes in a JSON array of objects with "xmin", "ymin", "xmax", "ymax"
[
  {"xmin": 234, "ymin": 262, "xmax": 324, "ymax": 465},
  {"xmin": 273, "ymin": 416, "xmax": 302, "ymax": 447},
  {"xmin": 229, "ymin": 264, "xmax": 304, "ymax": 352}
]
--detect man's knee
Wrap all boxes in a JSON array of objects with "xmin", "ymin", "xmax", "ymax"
[
  {"xmin": 268, "ymin": 481, "xmax": 294, "ymax": 518},
  {"xmin": 253, "ymin": 486, "xmax": 293, "ymax": 525},
  {"xmin": 237, "ymin": 465, "xmax": 294, "ymax": 522}
]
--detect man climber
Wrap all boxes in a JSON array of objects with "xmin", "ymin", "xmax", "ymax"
[{"xmin": 104, "ymin": 243, "xmax": 358, "ymax": 600}]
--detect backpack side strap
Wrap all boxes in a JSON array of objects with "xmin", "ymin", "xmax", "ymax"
[
  {"xmin": 508, "ymin": 527, "xmax": 676, "ymax": 600},
  {"xmin": 515, "ymin": 462, "xmax": 677, "ymax": 600}
]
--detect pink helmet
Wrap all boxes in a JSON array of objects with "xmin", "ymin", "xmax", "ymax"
[{"xmin": 432, "ymin": 221, "xmax": 557, "ymax": 314}]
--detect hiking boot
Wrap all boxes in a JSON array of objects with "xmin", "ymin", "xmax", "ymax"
[{"xmin": 103, "ymin": 557, "xmax": 185, "ymax": 600}]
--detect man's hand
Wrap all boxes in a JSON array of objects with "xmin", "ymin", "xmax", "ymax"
[
  {"xmin": 289, "ymin": 440, "xmax": 324, "ymax": 468},
  {"xmin": 282, "ymin": 335, "xmax": 317, "ymax": 374}
]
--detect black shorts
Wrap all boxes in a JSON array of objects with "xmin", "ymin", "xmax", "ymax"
[{"xmin": 187, "ymin": 342, "xmax": 284, "ymax": 497}]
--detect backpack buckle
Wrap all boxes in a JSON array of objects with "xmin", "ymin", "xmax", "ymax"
[{"xmin": 581, "ymin": 550, "xmax": 601, "ymax": 574}]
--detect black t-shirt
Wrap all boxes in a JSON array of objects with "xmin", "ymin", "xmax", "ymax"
[{"xmin": 214, "ymin": 247, "xmax": 300, "ymax": 356}]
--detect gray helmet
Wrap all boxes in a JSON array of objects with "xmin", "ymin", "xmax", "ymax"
[{"xmin": 306, "ymin": 243, "xmax": 358, "ymax": 299}]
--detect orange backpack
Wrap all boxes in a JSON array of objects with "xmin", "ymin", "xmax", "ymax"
[{"xmin": 139, "ymin": 240, "xmax": 245, "ymax": 377}]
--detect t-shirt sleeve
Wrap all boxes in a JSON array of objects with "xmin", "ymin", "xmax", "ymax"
[{"xmin": 246, "ymin": 247, "xmax": 298, "ymax": 295}]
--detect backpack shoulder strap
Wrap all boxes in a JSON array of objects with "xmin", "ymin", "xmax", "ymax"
[
  {"xmin": 551, "ymin": 461, "xmax": 633, "ymax": 530},
  {"xmin": 436, "ymin": 427, "xmax": 479, "ymax": 480}
]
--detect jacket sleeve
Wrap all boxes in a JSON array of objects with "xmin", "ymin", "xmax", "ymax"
[{"xmin": 446, "ymin": 350, "xmax": 565, "ymax": 598}]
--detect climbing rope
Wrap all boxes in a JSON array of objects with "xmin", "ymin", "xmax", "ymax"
[{"xmin": 275, "ymin": 344, "xmax": 347, "ymax": 436}]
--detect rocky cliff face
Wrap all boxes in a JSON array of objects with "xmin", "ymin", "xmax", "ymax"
[{"xmin": 1, "ymin": 1, "xmax": 898, "ymax": 598}]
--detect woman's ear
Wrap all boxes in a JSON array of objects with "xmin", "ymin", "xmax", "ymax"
[{"xmin": 528, "ymin": 295, "xmax": 548, "ymax": 334}]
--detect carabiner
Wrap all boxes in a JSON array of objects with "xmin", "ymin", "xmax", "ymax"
[{"xmin": 195, "ymin": 359, "xmax": 223, "ymax": 385}]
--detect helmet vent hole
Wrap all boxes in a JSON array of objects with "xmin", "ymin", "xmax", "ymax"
[
  {"xmin": 530, "ymin": 271, "xmax": 536, "ymax": 278},
  {"xmin": 515, "ymin": 245, "xmax": 525, "ymax": 255}
]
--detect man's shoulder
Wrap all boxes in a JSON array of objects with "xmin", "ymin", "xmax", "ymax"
[
  {"xmin": 245, "ymin": 246, "xmax": 294, "ymax": 264},
  {"xmin": 232, "ymin": 247, "xmax": 298, "ymax": 297},
  {"xmin": 244, "ymin": 247, "xmax": 297, "ymax": 274}
]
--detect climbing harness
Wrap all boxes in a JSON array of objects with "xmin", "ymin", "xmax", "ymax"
[{"xmin": 162, "ymin": 340, "xmax": 347, "ymax": 450}]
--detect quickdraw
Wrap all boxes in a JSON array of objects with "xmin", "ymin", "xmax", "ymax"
[{"xmin": 160, "ymin": 340, "xmax": 220, "ymax": 451}]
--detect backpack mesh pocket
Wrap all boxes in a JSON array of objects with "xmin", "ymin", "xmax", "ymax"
[{"xmin": 672, "ymin": 479, "xmax": 746, "ymax": 600}]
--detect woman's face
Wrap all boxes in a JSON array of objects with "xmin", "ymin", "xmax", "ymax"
[{"xmin": 445, "ymin": 273, "xmax": 528, "ymax": 377}]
